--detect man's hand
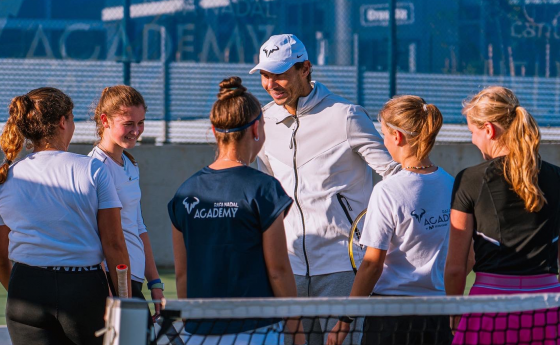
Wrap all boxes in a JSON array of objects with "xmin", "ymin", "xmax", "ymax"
[{"xmin": 326, "ymin": 320, "xmax": 350, "ymax": 345}]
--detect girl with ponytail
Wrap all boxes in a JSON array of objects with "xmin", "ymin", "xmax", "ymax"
[
  {"xmin": 88, "ymin": 85, "xmax": 163, "ymax": 328},
  {"xmin": 0, "ymin": 87, "xmax": 130, "ymax": 345},
  {"xmin": 445, "ymin": 86, "xmax": 560, "ymax": 344},
  {"xmin": 328, "ymin": 95, "xmax": 454, "ymax": 345},
  {"xmin": 168, "ymin": 76, "xmax": 305, "ymax": 345}
]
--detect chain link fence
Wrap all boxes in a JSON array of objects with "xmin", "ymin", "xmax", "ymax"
[{"xmin": 1, "ymin": 0, "xmax": 560, "ymax": 129}]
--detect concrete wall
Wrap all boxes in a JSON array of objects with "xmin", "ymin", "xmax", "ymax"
[{"xmin": 3, "ymin": 142, "xmax": 560, "ymax": 267}]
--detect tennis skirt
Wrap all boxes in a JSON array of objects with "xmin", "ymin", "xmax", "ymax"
[{"xmin": 452, "ymin": 272, "xmax": 560, "ymax": 345}]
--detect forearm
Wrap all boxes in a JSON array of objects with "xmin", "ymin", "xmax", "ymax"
[
  {"xmin": 268, "ymin": 266, "xmax": 298, "ymax": 298},
  {"xmin": 0, "ymin": 259, "xmax": 10, "ymax": 290},
  {"xmin": 350, "ymin": 261, "xmax": 382, "ymax": 297},
  {"xmin": 175, "ymin": 272, "xmax": 186, "ymax": 298},
  {"xmin": 0, "ymin": 225, "xmax": 11, "ymax": 290},
  {"xmin": 104, "ymin": 243, "xmax": 131, "ymax": 297},
  {"xmin": 140, "ymin": 232, "xmax": 159, "ymax": 282},
  {"xmin": 444, "ymin": 266, "xmax": 467, "ymax": 296}
]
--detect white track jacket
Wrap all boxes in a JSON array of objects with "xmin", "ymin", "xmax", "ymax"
[{"xmin": 257, "ymin": 81, "xmax": 399, "ymax": 276}]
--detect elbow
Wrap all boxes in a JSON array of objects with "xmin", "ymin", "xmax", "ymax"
[
  {"xmin": 444, "ymin": 265, "xmax": 467, "ymax": 281},
  {"xmin": 267, "ymin": 265, "xmax": 291, "ymax": 283}
]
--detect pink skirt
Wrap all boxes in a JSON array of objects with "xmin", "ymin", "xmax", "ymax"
[{"xmin": 452, "ymin": 273, "xmax": 560, "ymax": 345}]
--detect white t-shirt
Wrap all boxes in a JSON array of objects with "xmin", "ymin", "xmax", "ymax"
[
  {"xmin": 360, "ymin": 168, "xmax": 454, "ymax": 296},
  {"xmin": 89, "ymin": 147, "xmax": 146, "ymax": 282},
  {"xmin": 0, "ymin": 151, "xmax": 122, "ymax": 267}
]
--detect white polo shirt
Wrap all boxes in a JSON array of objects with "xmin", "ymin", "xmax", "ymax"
[
  {"xmin": 0, "ymin": 151, "xmax": 122, "ymax": 267},
  {"xmin": 360, "ymin": 168, "xmax": 454, "ymax": 296},
  {"xmin": 89, "ymin": 147, "xmax": 147, "ymax": 282}
]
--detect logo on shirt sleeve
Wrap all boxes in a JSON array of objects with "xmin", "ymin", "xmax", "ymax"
[{"xmin": 183, "ymin": 197, "xmax": 200, "ymax": 214}]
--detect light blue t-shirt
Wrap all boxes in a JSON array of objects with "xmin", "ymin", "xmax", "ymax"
[{"xmin": 0, "ymin": 151, "xmax": 122, "ymax": 267}]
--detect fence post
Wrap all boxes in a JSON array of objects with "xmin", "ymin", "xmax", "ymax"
[
  {"xmin": 162, "ymin": 27, "xmax": 170, "ymax": 144},
  {"xmin": 122, "ymin": 0, "xmax": 131, "ymax": 86},
  {"xmin": 388, "ymin": 0, "xmax": 397, "ymax": 98}
]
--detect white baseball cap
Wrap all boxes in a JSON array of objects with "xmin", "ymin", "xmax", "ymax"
[{"xmin": 249, "ymin": 34, "xmax": 308, "ymax": 74}]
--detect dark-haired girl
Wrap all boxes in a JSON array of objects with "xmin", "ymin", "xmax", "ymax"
[
  {"xmin": 0, "ymin": 87, "xmax": 130, "ymax": 345},
  {"xmin": 168, "ymin": 77, "xmax": 305, "ymax": 345}
]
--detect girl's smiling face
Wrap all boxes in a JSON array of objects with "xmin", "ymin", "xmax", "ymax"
[{"xmin": 102, "ymin": 105, "xmax": 145, "ymax": 149}]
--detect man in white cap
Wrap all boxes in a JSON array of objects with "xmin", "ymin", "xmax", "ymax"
[{"xmin": 250, "ymin": 34, "xmax": 399, "ymax": 344}]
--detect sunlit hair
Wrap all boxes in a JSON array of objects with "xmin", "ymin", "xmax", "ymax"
[
  {"xmin": 210, "ymin": 76, "xmax": 261, "ymax": 145},
  {"xmin": 462, "ymin": 86, "xmax": 544, "ymax": 212},
  {"xmin": 378, "ymin": 95, "xmax": 443, "ymax": 161},
  {"xmin": 93, "ymin": 85, "xmax": 147, "ymax": 165},
  {"xmin": 0, "ymin": 87, "xmax": 73, "ymax": 184}
]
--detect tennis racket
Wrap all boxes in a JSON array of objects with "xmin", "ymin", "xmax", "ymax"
[
  {"xmin": 116, "ymin": 264, "xmax": 128, "ymax": 298},
  {"xmin": 349, "ymin": 209, "xmax": 367, "ymax": 274}
]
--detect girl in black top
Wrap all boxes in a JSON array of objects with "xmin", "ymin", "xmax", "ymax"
[{"xmin": 444, "ymin": 86, "xmax": 560, "ymax": 345}]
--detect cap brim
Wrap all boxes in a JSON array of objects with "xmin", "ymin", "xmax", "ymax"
[{"xmin": 249, "ymin": 60, "xmax": 297, "ymax": 74}]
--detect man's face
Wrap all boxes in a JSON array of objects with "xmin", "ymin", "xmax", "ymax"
[{"xmin": 260, "ymin": 64, "xmax": 309, "ymax": 109}]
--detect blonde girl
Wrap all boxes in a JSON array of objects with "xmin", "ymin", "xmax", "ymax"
[
  {"xmin": 445, "ymin": 86, "xmax": 560, "ymax": 345},
  {"xmin": 328, "ymin": 95, "xmax": 453, "ymax": 345}
]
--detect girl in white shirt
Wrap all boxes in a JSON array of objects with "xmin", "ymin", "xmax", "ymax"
[
  {"xmin": 88, "ymin": 85, "xmax": 163, "ymax": 324},
  {"xmin": 0, "ymin": 87, "xmax": 130, "ymax": 345},
  {"xmin": 327, "ymin": 96, "xmax": 453, "ymax": 345}
]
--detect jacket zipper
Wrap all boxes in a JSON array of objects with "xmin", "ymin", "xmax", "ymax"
[
  {"xmin": 336, "ymin": 193, "xmax": 363, "ymax": 247},
  {"xmin": 291, "ymin": 116, "xmax": 311, "ymax": 277}
]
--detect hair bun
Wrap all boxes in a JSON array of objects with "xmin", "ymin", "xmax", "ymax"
[{"xmin": 218, "ymin": 76, "xmax": 247, "ymax": 101}]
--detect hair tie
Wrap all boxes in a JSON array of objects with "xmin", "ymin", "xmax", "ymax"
[
  {"xmin": 228, "ymin": 87, "xmax": 238, "ymax": 90},
  {"xmin": 423, "ymin": 104, "xmax": 428, "ymax": 112},
  {"xmin": 3, "ymin": 159, "xmax": 12, "ymax": 165},
  {"xmin": 513, "ymin": 105, "xmax": 519, "ymax": 113}
]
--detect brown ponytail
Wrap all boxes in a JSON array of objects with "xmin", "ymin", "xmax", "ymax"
[
  {"xmin": 210, "ymin": 76, "xmax": 261, "ymax": 145},
  {"xmin": 379, "ymin": 95, "xmax": 443, "ymax": 161},
  {"xmin": 93, "ymin": 85, "xmax": 147, "ymax": 165},
  {"xmin": 0, "ymin": 88, "xmax": 73, "ymax": 184},
  {"xmin": 462, "ymin": 86, "xmax": 545, "ymax": 212}
]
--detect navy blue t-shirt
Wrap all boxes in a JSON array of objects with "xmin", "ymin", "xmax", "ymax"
[{"xmin": 168, "ymin": 165, "xmax": 292, "ymax": 334}]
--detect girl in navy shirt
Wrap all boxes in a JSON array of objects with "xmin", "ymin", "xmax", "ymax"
[{"xmin": 168, "ymin": 77, "xmax": 305, "ymax": 345}]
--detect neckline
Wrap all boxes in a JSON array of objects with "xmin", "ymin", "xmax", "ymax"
[
  {"xmin": 96, "ymin": 146, "xmax": 126, "ymax": 168},
  {"xmin": 203, "ymin": 165, "xmax": 248, "ymax": 173}
]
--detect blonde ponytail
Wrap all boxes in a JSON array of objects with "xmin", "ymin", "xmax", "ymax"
[
  {"xmin": 502, "ymin": 106, "xmax": 544, "ymax": 212},
  {"xmin": 462, "ymin": 86, "xmax": 545, "ymax": 212},
  {"xmin": 379, "ymin": 95, "xmax": 443, "ymax": 161}
]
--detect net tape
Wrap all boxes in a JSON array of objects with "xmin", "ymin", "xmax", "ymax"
[{"xmin": 108, "ymin": 294, "xmax": 560, "ymax": 345}]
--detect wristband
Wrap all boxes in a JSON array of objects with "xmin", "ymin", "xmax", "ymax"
[
  {"xmin": 338, "ymin": 315, "xmax": 355, "ymax": 324},
  {"xmin": 149, "ymin": 283, "xmax": 164, "ymax": 291},
  {"xmin": 147, "ymin": 278, "xmax": 162, "ymax": 289}
]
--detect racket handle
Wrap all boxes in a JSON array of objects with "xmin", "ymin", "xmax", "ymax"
[{"xmin": 116, "ymin": 264, "xmax": 128, "ymax": 298}]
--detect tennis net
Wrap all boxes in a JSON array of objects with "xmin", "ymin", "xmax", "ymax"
[{"xmin": 102, "ymin": 294, "xmax": 560, "ymax": 345}]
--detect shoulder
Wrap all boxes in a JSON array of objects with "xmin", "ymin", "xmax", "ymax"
[
  {"xmin": 435, "ymin": 168, "xmax": 455, "ymax": 185},
  {"xmin": 455, "ymin": 159, "xmax": 493, "ymax": 184},
  {"xmin": 540, "ymin": 160, "xmax": 560, "ymax": 176},
  {"xmin": 88, "ymin": 146, "xmax": 108, "ymax": 164}
]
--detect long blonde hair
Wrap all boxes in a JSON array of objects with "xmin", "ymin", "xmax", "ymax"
[
  {"xmin": 0, "ymin": 87, "xmax": 73, "ymax": 184},
  {"xmin": 462, "ymin": 86, "xmax": 544, "ymax": 212},
  {"xmin": 379, "ymin": 95, "xmax": 443, "ymax": 161}
]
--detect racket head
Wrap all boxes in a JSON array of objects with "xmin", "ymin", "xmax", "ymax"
[{"xmin": 349, "ymin": 208, "xmax": 367, "ymax": 274}]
